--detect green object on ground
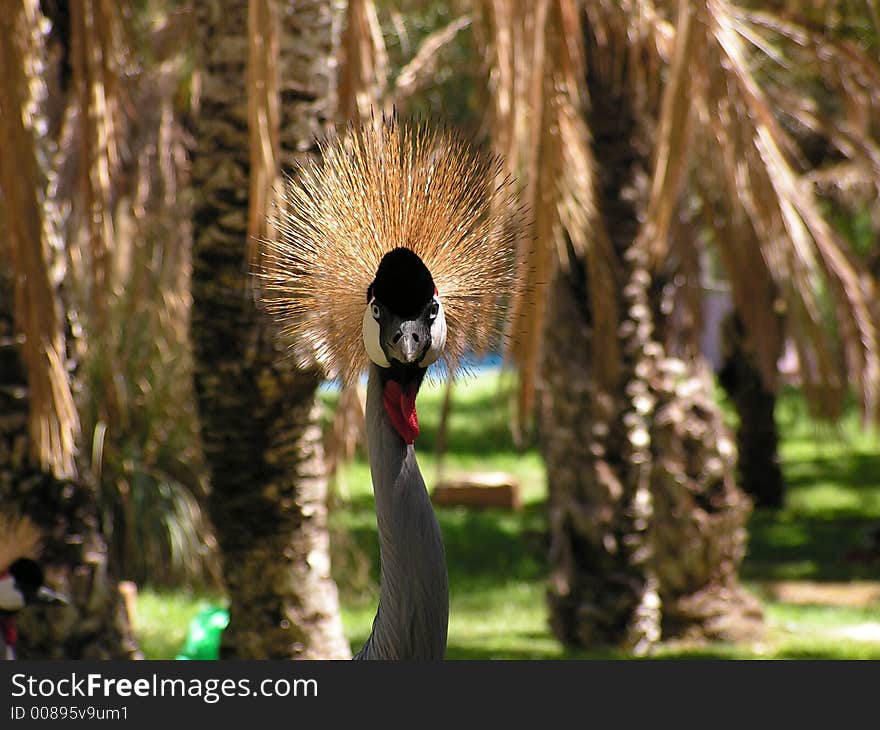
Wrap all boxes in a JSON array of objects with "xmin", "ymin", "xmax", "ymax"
[{"xmin": 176, "ymin": 607, "xmax": 229, "ymax": 660}]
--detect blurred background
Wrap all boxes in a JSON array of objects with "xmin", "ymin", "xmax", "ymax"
[{"xmin": 1, "ymin": 0, "xmax": 879, "ymax": 660}]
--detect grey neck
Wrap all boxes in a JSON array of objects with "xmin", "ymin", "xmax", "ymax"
[{"xmin": 353, "ymin": 364, "xmax": 448, "ymax": 660}]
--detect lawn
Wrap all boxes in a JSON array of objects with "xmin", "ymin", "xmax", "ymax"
[{"xmin": 136, "ymin": 373, "xmax": 880, "ymax": 659}]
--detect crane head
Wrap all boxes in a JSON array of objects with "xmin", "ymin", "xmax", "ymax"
[
  {"xmin": 260, "ymin": 116, "xmax": 522, "ymax": 393},
  {"xmin": 362, "ymin": 248, "xmax": 447, "ymax": 443},
  {"xmin": 363, "ymin": 248, "xmax": 447, "ymax": 370}
]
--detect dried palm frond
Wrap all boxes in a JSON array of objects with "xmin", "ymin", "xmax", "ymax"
[
  {"xmin": 60, "ymin": 4, "xmax": 216, "ymax": 586},
  {"xmin": 338, "ymin": 0, "xmax": 390, "ymax": 122},
  {"xmin": 706, "ymin": 0, "xmax": 878, "ymax": 419},
  {"xmin": 94, "ymin": 61, "xmax": 218, "ymax": 587},
  {"xmin": 583, "ymin": 0, "xmax": 673, "ymax": 112},
  {"xmin": 642, "ymin": 0, "xmax": 698, "ymax": 263},
  {"xmin": 70, "ymin": 0, "xmax": 123, "ymax": 333},
  {"xmin": 807, "ymin": 161, "xmax": 880, "ymax": 211},
  {"xmin": 479, "ymin": 0, "xmax": 620, "ymax": 428},
  {"xmin": 324, "ymin": 383, "xmax": 366, "ymax": 479},
  {"xmin": 392, "ymin": 15, "xmax": 473, "ymax": 107},
  {"xmin": 339, "ymin": 0, "xmax": 473, "ymax": 118},
  {"xmin": 0, "ymin": 514, "xmax": 41, "ymax": 575},
  {"xmin": 553, "ymin": 0, "xmax": 621, "ymax": 389},
  {"xmin": 0, "ymin": 0, "xmax": 79, "ymax": 479},
  {"xmin": 0, "ymin": 1, "xmax": 215, "ymax": 587},
  {"xmin": 481, "ymin": 0, "xmax": 879, "ymax": 425},
  {"xmin": 479, "ymin": 0, "xmax": 550, "ymax": 427},
  {"xmin": 630, "ymin": 0, "xmax": 880, "ymax": 420},
  {"xmin": 732, "ymin": 6, "xmax": 880, "ymax": 196},
  {"xmin": 260, "ymin": 116, "xmax": 521, "ymax": 383},
  {"xmin": 247, "ymin": 0, "xmax": 280, "ymax": 281}
]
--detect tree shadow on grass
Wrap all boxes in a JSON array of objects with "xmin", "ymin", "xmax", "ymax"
[
  {"xmin": 784, "ymin": 451, "xmax": 880, "ymax": 494},
  {"xmin": 744, "ymin": 511, "xmax": 880, "ymax": 583},
  {"xmin": 744, "ymin": 446, "xmax": 880, "ymax": 582},
  {"xmin": 333, "ymin": 500, "xmax": 550, "ymax": 598}
]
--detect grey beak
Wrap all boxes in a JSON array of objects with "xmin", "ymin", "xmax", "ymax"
[
  {"xmin": 390, "ymin": 320, "xmax": 428, "ymax": 364},
  {"xmin": 35, "ymin": 586, "xmax": 69, "ymax": 606}
]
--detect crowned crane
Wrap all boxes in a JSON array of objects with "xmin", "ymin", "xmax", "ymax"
[
  {"xmin": 261, "ymin": 117, "xmax": 519, "ymax": 659},
  {"xmin": 0, "ymin": 515, "xmax": 68, "ymax": 660}
]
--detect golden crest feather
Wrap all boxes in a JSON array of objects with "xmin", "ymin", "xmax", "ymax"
[{"xmin": 260, "ymin": 116, "xmax": 521, "ymax": 382}]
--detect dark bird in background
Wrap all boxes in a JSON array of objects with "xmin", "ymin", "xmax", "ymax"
[
  {"xmin": 261, "ymin": 117, "xmax": 520, "ymax": 659},
  {"xmin": 0, "ymin": 515, "xmax": 68, "ymax": 660}
]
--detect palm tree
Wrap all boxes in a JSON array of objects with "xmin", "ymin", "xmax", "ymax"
[
  {"xmin": 481, "ymin": 0, "xmax": 879, "ymax": 651},
  {"xmin": 190, "ymin": 0, "xmax": 350, "ymax": 659},
  {"xmin": 0, "ymin": 0, "xmax": 137, "ymax": 659}
]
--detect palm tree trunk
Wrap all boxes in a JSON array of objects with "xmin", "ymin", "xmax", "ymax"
[
  {"xmin": 542, "ymin": 36, "xmax": 762, "ymax": 651},
  {"xmin": 541, "ymin": 260, "xmax": 661, "ymax": 652},
  {"xmin": 719, "ymin": 313, "xmax": 785, "ymax": 509},
  {"xmin": 191, "ymin": 0, "xmax": 350, "ymax": 659}
]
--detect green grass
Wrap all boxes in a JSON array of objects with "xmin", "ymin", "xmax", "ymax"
[{"xmin": 137, "ymin": 375, "xmax": 880, "ymax": 659}]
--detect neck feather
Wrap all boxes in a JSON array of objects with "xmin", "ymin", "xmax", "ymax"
[{"xmin": 353, "ymin": 364, "xmax": 448, "ymax": 660}]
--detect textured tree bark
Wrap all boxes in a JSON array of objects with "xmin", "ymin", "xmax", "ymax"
[
  {"xmin": 650, "ymin": 355, "xmax": 764, "ymax": 643},
  {"xmin": 542, "ymin": 30, "xmax": 762, "ymax": 651},
  {"xmin": 719, "ymin": 313, "xmax": 785, "ymax": 509},
  {"xmin": 541, "ymin": 263, "xmax": 661, "ymax": 653},
  {"xmin": 190, "ymin": 0, "xmax": 350, "ymax": 659}
]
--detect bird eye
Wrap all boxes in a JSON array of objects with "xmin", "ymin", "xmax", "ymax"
[
  {"xmin": 371, "ymin": 303, "xmax": 380, "ymax": 320},
  {"xmin": 429, "ymin": 300, "xmax": 439, "ymax": 320}
]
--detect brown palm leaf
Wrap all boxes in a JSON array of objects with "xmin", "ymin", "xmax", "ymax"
[
  {"xmin": 247, "ymin": 0, "xmax": 281, "ymax": 285},
  {"xmin": 70, "ymin": 0, "xmax": 122, "ymax": 333},
  {"xmin": 338, "ymin": 0, "xmax": 391, "ymax": 122},
  {"xmin": 481, "ymin": 0, "xmax": 880, "ymax": 424},
  {"xmin": 0, "ymin": 0, "xmax": 79, "ymax": 479},
  {"xmin": 479, "ymin": 0, "xmax": 621, "ymax": 430},
  {"xmin": 392, "ymin": 15, "xmax": 473, "ymax": 107},
  {"xmin": 636, "ymin": 0, "xmax": 880, "ymax": 420}
]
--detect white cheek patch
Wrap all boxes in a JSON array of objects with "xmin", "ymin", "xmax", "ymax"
[
  {"xmin": 362, "ymin": 303, "xmax": 390, "ymax": 367},
  {"xmin": 0, "ymin": 575, "xmax": 24, "ymax": 611},
  {"xmin": 420, "ymin": 300, "xmax": 447, "ymax": 367}
]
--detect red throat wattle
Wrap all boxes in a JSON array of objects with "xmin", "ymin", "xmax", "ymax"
[{"xmin": 383, "ymin": 380, "xmax": 420, "ymax": 444}]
